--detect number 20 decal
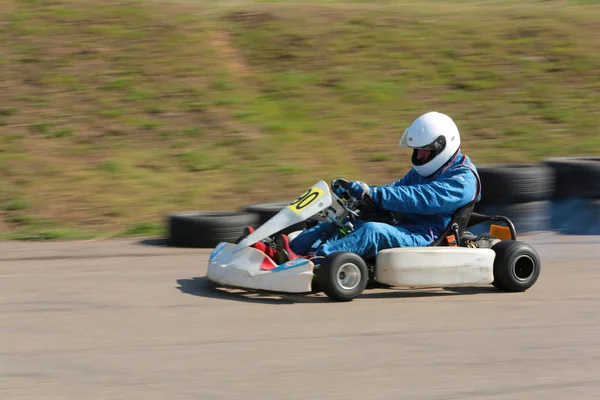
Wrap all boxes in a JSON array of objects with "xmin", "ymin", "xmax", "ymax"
[{"xmin": 287, "ymin": 186, "xmax": 324, "ymax": 214}]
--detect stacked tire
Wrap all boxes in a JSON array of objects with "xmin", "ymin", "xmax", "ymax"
[
  {"xmin": 167, "ymin": 201, "xmax": 305, "ymax": 248},
  {"xmin": 542, "ymin": 157, "xmax": 600, "ymax": 235},
  {"xmin": 167, "ymin": 211, "xmax": 260, "ymax": 248},
  {"xmin": 470, "ymin": 164, "xmax": 555, "ymax": 235}
]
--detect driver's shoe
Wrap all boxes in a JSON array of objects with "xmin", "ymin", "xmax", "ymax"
[{"xmin": 271, "ymin": 233, "xmax": 300, "ymax": 264}]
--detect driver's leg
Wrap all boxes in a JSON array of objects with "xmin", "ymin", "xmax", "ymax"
[
  {"xmin": 288, "ymin": 221, "xmax": 338, "ymax": 256},
  {"xmin": 315, "ymin": 222, "xmax": 431, "ymax": 260}
]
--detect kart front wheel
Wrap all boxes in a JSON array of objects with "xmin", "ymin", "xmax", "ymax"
[{"xmin": 316, "ymin": 252, "xmax": 368, "ymax": 302}]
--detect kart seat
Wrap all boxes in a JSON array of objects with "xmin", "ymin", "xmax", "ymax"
[
  {"xmin": 428, "ymin": 201, "xmax": 476, "ymax": 247},
  {"xmin": 429, "ymin": 202, "xmax": 518, "ymax": 247}
]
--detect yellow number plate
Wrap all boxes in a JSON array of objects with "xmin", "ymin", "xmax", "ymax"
[{"xmin": 287, "ymin": 186, "xmax": 325, "ymax": 214}]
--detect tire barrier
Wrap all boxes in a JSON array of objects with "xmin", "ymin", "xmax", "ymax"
[
  {"xmin": 475, "ymin": 164, "xmax": 554, "ymax": 205},
  {"xmin": 166, "ymin": 157, "xmax": 599, "ymax": 247},
  {"xmin": 542, "ymin": 157, "xmax": 600, "ymax": 235},
  {"xmin": 542, "ymin": 157, "xmax": 600, "ymax": 199},
  {"xmin": 167, "ymin": 211, "xmax": 260, "ymax": 248},
  {"xmin": 469, "ymin": 164, "xmax": 555, "ymax": 236}
]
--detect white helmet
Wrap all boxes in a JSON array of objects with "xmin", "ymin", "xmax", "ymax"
[{"xmin": 399, "ymin": 111, "xmax": 461, "ymax": 177}]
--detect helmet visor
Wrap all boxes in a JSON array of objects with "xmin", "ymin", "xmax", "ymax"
[
  {"xmin": 411, "ymin": 135, "xmax": 446, "ymax": 166},
  {"xmin": 399, "ymin": 128, "xmax": 410, "ymax": 147}
]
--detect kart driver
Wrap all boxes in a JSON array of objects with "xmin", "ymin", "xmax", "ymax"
[{"xmin": 242, "ymin": 111, "xmax": 482, "ymax": 265}]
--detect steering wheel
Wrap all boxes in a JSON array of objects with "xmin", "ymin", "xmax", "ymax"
[
  {"xmin": 330, "ymin": 178, "xmax": 352, "ymax": 200},
  {"xmin": 330, "ymin": 178, "xmax": 380, "ymax": 220}
]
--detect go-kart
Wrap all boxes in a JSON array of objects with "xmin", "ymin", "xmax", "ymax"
[{"xmin": 206, "ymin": 179, "xmax": 541, "ymax": 302}]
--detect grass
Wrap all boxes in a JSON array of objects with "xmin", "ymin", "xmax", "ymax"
[{"xmin": 1, "ymin": 0, "xmax": 600, "ymax": 239}]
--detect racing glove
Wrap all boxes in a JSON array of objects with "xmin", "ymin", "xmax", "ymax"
[{"xmin": 348, "ymin": 181, "xmax": 372, "ymax": 200}]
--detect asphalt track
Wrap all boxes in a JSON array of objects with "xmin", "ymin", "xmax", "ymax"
[{"xmin": 1, "ymin": 233, "xmax": 600, "ymax": 400}]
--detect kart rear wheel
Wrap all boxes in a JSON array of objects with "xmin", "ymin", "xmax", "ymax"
[
  {"xmin": 491, "ymin": 240, "xmax": 541, "ymax": 292},
  {"xmin": 316, "ymin": 252, "xmax": 368, "ymax": 302}
]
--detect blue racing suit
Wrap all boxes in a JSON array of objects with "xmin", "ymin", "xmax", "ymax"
[{"xmin": 289, "ymin": 151, "xmax": 482, "ymax": 260}]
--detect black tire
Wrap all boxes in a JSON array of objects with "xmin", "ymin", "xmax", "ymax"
[
  {"xmin": 310, "ymin": 278, "xmax": 322, "ymax": 294},
  {"xmin": 491, "ymin": 240, "xmax": 541, "ymax": 292},
  {"xmin": 476, "ymin": 164, "xmax": 554, "ymax": 205},
  {"xmin": 542, "ymin": 157, "xmax": 600, "ymax": 199},
  {"xmin": 167, "ymin": 211, "xmax": 260, "ymax": 248},
  {"xmin": 242, "ymin": 201, "xmax": 305, "ymax": 234},
  {"xmin": 315, "ymin": 252, "xmax": 368, "ymax": 302},
  {"xmin": 491, "ymin": 278, "xmax": 508, "ymax": 291}
]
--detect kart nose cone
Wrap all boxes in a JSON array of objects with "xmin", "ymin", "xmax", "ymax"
[{"xmin": 206, "ymin": 243, "xmax": 315, "ymax": 293}]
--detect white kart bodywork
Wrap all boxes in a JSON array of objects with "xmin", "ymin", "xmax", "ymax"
[
  {"xmin": 207, "ymin": 242, "xmax": 316, "ymax": 293},
  {"xmin": 375, "ymin": 247, "xmax": 495, "ymax": 288},
  {"xmin": 206, "ymin": 179, "xmax": 499, "ymax": 295},
  {"xmin": 207, "ymin": 180, "xmax": 333, "ymax": 293}
]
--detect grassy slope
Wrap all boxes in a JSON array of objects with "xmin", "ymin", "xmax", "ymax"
[{"xmin": 1, "ymin": 0, "xmax": 600, "ymax": 239}]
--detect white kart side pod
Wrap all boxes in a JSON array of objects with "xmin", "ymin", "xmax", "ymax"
[{"xmin": 375, "ymin": 247, "xmax": 496, "ymax": 288}]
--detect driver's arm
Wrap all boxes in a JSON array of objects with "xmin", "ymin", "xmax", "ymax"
[{"xmin": 371, "ymin": 169, "xmax": 479, "ymax": 215}]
